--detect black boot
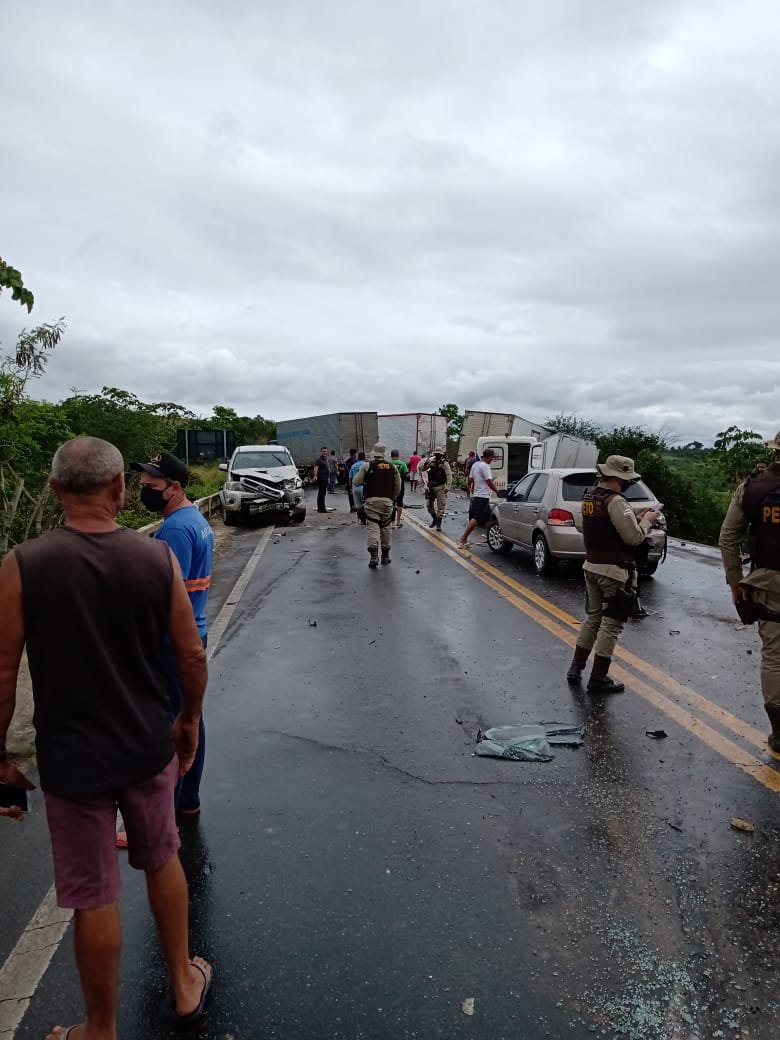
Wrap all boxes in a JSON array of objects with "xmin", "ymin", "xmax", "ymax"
[
  {"xmin": 566, "ymin": 645, "xmax": 591, "ymax": 685},
  {"xmin": 587, "ymin": 654, "xmax": 625, "ymax": 694},
  {"xmin": 429, "ymin": 515, "xmax": 437, "ymax": 528},
  {"xmin": 435, "ymin": 517, "xmax": 442, "ymax": 531},
  {"xmin": 368, "ymin": 547, "xmax": 379, "ymax": 569},
  {"xmin": 766, "ymin": 705, "xmax": 780, "ymax": 753},
  {"xmin": 381, "ymin": 547, "xmax": 391, "ymax": 565}
]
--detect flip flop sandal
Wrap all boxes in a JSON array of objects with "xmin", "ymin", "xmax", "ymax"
[
  {"xmin": 115, "ymin": 832, "xmax": 128, "ymax": 849},
  {"xmin": 172, "ymin": 961, "xmax": 213, "ymax": 1025}
]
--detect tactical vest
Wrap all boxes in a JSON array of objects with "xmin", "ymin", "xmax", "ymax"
[
  {"xmin": 582, "ymin": 486, "xmax": 636, "ymax": 565},
  {"xmin": 363, "ymin": 460, "xmax": 397, "ymax": 499},
  {"xmin": 428, "ymin": 462, "xmax": 447, "ymax": 488},
  {"xmin": 742, "ymin": 464, "xmax": 780, "ymax": 571}
]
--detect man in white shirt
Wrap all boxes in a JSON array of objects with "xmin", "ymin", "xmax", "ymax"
[{"xmin": 457, "ymin": 448, "xmax": 498, "ymax": 548}]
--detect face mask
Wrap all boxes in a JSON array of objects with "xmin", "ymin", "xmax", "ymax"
[{"xmin": 140, "ymin": 485, "xmax": 168, "ymax": 513}]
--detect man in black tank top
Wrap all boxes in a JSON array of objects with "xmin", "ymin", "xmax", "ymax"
[{"xmin": 0, "ymin": 436, "xmax": 213, "ymax": 1034}]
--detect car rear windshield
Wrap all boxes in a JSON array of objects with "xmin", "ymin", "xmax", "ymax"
[
  {"xmin": 233, "ymin": 451, "xmax": 291, "ymax": 469},
  {"xmin": 560, "ymin": 473, "xmax": 654, "ymax": 502}
]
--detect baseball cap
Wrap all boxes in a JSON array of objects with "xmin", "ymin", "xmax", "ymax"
[{"xmin": 130, "ymin": 452, "xmax": 189, "ymax": 486}]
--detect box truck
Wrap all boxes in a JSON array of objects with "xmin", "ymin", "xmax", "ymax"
[
  {"xmin": 458, "ymin": 411, "xmax": 551, "ymax": 460},
  {"xmin": 276, "ymin": 412, "xmax": 379, "ymax": 471},
  {"xmin": 377, "ymin": 412, "xmax": 449, "ymax": 459},
  {"xmin": 458, "ymin": 411, "xmax": 597, "ymax": 495}
]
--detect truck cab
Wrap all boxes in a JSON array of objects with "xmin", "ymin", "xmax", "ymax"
[
  {"xmin": 476, "ymin": 433, "xmax": 598, "ymax": 498},
  {"xmin": 475, "ymin": 437, "xmax": 537, "ymax": 494}
]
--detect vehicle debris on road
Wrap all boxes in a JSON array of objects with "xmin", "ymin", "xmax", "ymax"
[{"xmin": 474, "ymin": 723, "xmax": 584, "ymax": 762}]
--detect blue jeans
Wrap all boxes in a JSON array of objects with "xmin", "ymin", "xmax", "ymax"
[{"xmin": 162, "ymin": 637, "xmax": 207, "ymax": 812}]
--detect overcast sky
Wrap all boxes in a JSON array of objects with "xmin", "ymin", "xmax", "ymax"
[{"xmin": 2, "ymin": 0, "xmax": 779, "ymax": 444}]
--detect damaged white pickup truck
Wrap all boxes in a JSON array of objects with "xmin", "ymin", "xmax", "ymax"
[{"xmin": 219, "ymin": 444, "xmax": 306, "ymax": 526}]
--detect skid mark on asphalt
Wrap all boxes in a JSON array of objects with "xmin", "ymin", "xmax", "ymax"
[
  {"xmin": 0, "ymin": 525, "xmax": 275, "ymax": 1037},
  {"xmin": 406, "ymin": 514, "xmax": 780, "ymax": 794}
]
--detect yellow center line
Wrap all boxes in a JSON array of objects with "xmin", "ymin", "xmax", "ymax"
[
  {"xmin": 411, "ymin": 513, "xmax": 773, "ymax": 753},
  {"xmin": 405, "ymin": 513, "xmax": 780, "ymax": 793}
]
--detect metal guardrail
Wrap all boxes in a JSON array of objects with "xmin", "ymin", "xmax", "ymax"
[{"xmin": 137, "ymin": 493, "xmax": 222, "ymax": 536}]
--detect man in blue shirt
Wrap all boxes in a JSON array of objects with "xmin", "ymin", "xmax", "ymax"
[
  {"xmin": 349, "ymin": 451, "xmax": 367, "ymax": 522},
  {"xmin": 131, "ymin": 452, "xmax": 214, "ymax": 815}
]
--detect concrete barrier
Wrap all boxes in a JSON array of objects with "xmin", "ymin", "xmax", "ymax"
[{"xmin": 137, "ymin": 493, "xmax": 221, "ymax": 536}]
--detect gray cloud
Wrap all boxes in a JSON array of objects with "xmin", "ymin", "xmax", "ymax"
[{"xmin": 2, "ymin": 0, "xmax": 780, "ymax": 442}]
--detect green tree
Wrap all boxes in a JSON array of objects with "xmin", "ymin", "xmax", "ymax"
[
  {"xmin": 60, "ymin": 388, "xmax": 194, "ymax": 464},
  {"xmin": 544, "ymin": 412, "xmax": 602, "ymax": 442},
  {"xmin": 438, "ymin": 403, "xmax": 464, "ymax": 447},
  {"xmin": 197, "ymin": 405, "xmax": 277, "ymax": 445},
  {"xmin": 0, "ymin": 260, "xmax": 69, "ymax": 551},
  {"xmin": 712, "ymin": 425, "xmax": 768, "ymax": 486},
  {"xmin": 0, "ymin": 256, "xmax": 34, "ymax": 312}
]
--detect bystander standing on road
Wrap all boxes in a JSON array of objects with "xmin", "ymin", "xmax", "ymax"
[
  {"xmin": 311, "ymin": 446, "xmax": 333, "ymax": 513},
  {"xmin": 566, "ymin": 455, "xmax": 658, "ymax": 693},
  {"xmin": 420, "ymin": 447, "xmax": 452, "ymax": 531},
  {"xmin": 350, "ymin": 451, "xmax": 367, "ymax": 523},
  {"xmin": 352, "ymin": 443, "xmax": 401, "ymax": 567},
  {"xmin": 719, "ymin": 430, "xmax": 780, "ymax": 753},
  {"xmin": 457, "ymin": 448, "xmax": 498, "ymax": 548},
  {"xmin": 129, "ymin": 452, "xmax": 214, "ymax": 817},
  {"xmin": 328, "ymin": 450, "xmax": 339, "ymax": 492},
  {"xmin": 389, "ymin": 449, "xmax": 409, "ymax": 528},
  {"xmin": 408, "ymin": 450, "xmax": 422, "ymax": 492},
  {"xmin": 0, "ymin": 436, "xmax": 212, "ymax": 1039},
  {"xmin": 344, "ymin": 448, "xmax": 359, "ymax": 512},
  {"xmin": 463, "ymin": 451, "xmax": 477, "ymax": 495}
]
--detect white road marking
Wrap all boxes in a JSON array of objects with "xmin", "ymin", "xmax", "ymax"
[
  {"xmin": 0, "ymin": 888, "xmax": 72, "ymax": 1036},
  {"xmin": 0, "ymin": 524, "xmax": 274, "ymax": 1036},
  {"xmin": 207, "ymin": 526, "xmax": 274, "ymax": 659}
]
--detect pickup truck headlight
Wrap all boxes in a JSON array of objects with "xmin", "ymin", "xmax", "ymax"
[{"xmin": 225, "ymin": 481, "xmax": 244, "ymax": 492}]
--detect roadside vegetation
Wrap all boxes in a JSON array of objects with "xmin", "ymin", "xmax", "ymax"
[{"xmin": 544, "ymin": 413, "xmax": 768, "ymax": 546}]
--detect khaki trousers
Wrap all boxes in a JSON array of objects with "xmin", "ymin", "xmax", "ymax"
[
  {"xmin": 740, "ymin": 572, "xmax": 780, "ymax": 709},
  {"xmin": 364, "ymin": 497, "xmax": 394, "ymax": 551},
  {"xmin": 426, "ymin": 486, "xmax": 447, "ymax": 520},
  {"xmin": 576, "ymin": 572, "xmax": 626, "ymax": 660}
]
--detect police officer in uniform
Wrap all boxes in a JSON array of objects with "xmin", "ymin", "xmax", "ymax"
[
  {"xmin": 566, "ymin": 456, "xmax": 659, "ymax": 693},
  {"xmin": 719, "ymin": 430, "xmax": 780, "ymax": 753},
  {"xmin": 420, "ymin": 447, "xmax": 452, "ymax": 531},
  {"xmin": 352, "ymin": 443, "xmax": 402, "ymax": 568}
]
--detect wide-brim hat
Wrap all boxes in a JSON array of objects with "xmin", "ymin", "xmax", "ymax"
[
  {"xmin": 433, "ymin": 446, "xmax": 445, "ymax": 455},
  {"xmin": 371, "ymin": 442, "xmax": 387, "ymax": 458},
  {"xmin": 764, "ymin": 431, "xmax": 780, "ymax": 450},
  {"xmin": 596, "ymin": 454, "xmax": 640, "ymax": 482}
]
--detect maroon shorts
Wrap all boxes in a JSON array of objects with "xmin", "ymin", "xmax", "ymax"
[{"xmin": 44, "ymin": 757, "xmax": 180, "ymax": 909}]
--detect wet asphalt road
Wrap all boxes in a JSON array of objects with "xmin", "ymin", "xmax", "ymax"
[{"xmin": 3, "ymin": 487, "xmax": 780, "ymax": 1040}]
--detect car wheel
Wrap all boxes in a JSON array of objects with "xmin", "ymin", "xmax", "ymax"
[
  {"xmin": 223, "ymin": 509, "xmax": 237, "ymax": 526},
  {"xmin": 487, "ymin": 519, "xmax": 512, "ymax": 554},
  {"xmin": 290, "ymin": 509, "xmax": 306, "ymax": 525},
  {"xmin": 640, "ymin": 562, "xmax": 658, "ymax": 577},
  {"xmin": 533, "ymin": 534, "xmax": 555, "ymax": 576}
]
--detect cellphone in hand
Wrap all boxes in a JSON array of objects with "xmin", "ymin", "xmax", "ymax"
[{"xmin": 0, "ymin": 782, "xmax": 29, "ymax": 812}]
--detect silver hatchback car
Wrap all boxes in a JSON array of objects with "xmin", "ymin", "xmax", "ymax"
[{"xmin": 487, "ymin": 467, "xmax": 667, "ymax": 576}]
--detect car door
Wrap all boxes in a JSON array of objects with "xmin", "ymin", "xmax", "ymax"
[
  {"xmin": 513, "ymin": 473, "xmax": 549, "ymax": 548},
  {"xmin": 497, "ymin": 473, "xmax": 538, "ymax": 541}
]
